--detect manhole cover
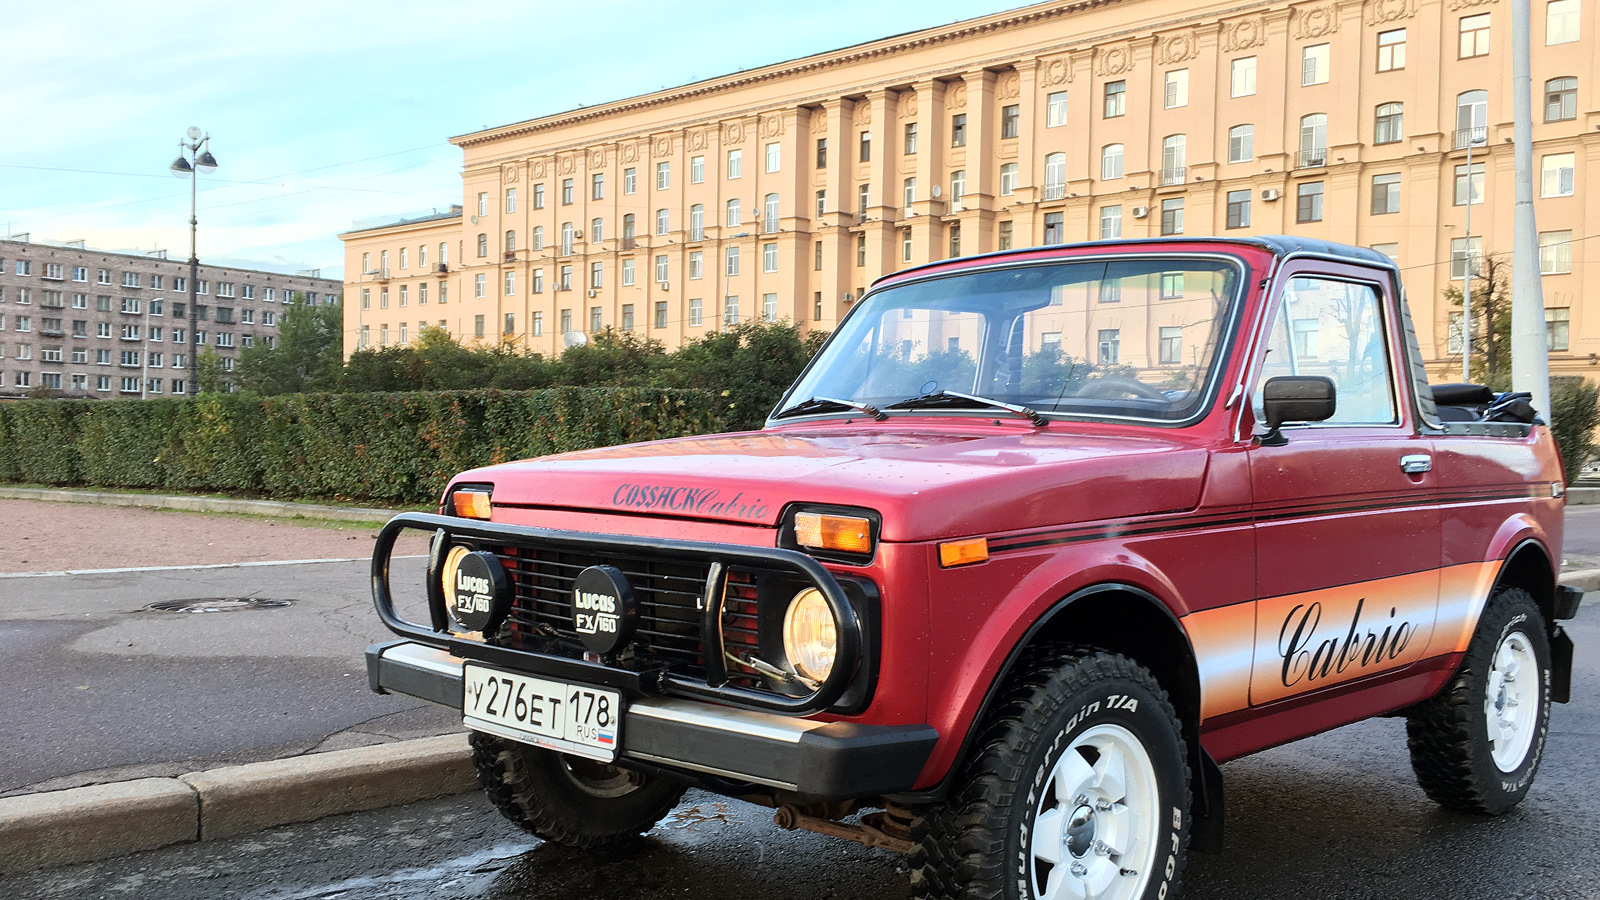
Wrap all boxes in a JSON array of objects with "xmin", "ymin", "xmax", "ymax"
[{"xmin": 145, "ymin": 598, "xmax": 295, "ymax": 613}]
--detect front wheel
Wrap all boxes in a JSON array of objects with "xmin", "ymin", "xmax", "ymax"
[
  {"xmin": 470, "ymin": 732, "xmax": 685, "ymax": 848},
  {"xmin": 912, "ymin": 649, "xmax": 1191, "ymax": 900},
  {"xmin": 1406, "ymin": 586, "xmax": 1553, "ymax": 815}
]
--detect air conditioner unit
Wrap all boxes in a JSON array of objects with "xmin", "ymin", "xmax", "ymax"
[
  {"xmin": 658, "ymin": 281, "xmax": 670, "ymax": 291},
  {"xmin": 573, "ymin": 230, "xmax": 584, "ymax": 240},
  {"xmin": 1261, "ymin": 188, "xmax": 1282, "ymax": 201},
  {"xmin": 587, "ymin": 289, "xmax": 596, "ymax": 298},
  {"xmin": 1131, "ymin": 206, "xmax": 1149, "ymax": 218}
]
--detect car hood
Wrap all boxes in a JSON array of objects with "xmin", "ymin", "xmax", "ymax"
[{"xmin": 456, "ymin": 423, "xmax": 1210, "ymax": 542}]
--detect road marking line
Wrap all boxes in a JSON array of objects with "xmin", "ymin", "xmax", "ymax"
[{"xmin": 0, "ymin": 556, "xmax": 430, "ymax": 579}]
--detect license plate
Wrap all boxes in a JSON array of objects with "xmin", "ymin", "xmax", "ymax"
[{"xmin": 462, "ymin": 664, "xmax": 622, "ymax": 762}]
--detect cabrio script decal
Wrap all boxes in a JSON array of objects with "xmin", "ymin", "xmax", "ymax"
[
  {"xmin": 612, "ymin": 483, "xmax": 769, "ymax": 521},
  {"xmin": 1277, "ymin": 597, "xmax": 1415, "ymax": 688}
]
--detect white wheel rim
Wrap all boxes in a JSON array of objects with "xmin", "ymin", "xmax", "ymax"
[
  {"xmin": 1029, "ymin": 723, "xmax": 1160, "ymax": 900},
  {"xmin": 1485, "ymin": 630, "xmax": 1539, "ymax": 772}
]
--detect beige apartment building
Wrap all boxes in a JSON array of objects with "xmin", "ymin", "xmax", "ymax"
[{"xmin": 342, "ymin": 0, "xmax": 1596, "ymax": 381}]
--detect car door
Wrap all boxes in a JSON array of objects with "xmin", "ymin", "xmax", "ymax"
[{"xmin": 1246, "ymin": 264, "xmax": 1441, "ymax": 707}]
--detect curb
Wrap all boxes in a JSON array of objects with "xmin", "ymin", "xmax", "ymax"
[
  {"xmin": 0, "ymin": 487, "xmax": 400, "ymax": 523},
  {"xmin": 0, "ymin": 734, "xmax": 476, "ymax": 874}
]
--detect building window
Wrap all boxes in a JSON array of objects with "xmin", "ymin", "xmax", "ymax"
[
  {"xmin": 764, "ymin": 194, "xmax": 780, "ymax": 231},
  {"xmin": 560, "ymin": 178, "xmax": 573, "ymax": 205},
  {"xmin": 656, "ymin": 209, "xmax": 670, "ymax": 235},
  {"xmin": 763, "ymin": 242, "xmax": 778, "ymax": 273},
  {"xmin": 1299, "ymin": 114, "xmax": 1328, "ymax": 167},
  {"xmin": 590, "ymin": 307, "xmax": 603, "ymax": 333},
  {"xmin": 816, "ymin": 138, "xmax": 827, "ymax": 169},
  {"xmin": 950, "ymin": 113, "xmax": 967, "ymax": 147},
  {"xmin": 653, "ymin": 254, "xmax": 668, "ymax": 284},
  {"xmin": 857, "ymin": 234, "xmax": 867, "ymax": 266},
  {"xmin": 1227, "ymin": 125, "xmax": 1253, "ymax": 163},
  {"xmin": 726, "ymin": 199, "xmax": 741, "ymax": 228},
  {"xmin": 998, "ymin": 221, "xmax": 1014, "ymax": 250},
  {"xmin": 1377, "ymin": 29, "xmax": 1406, "ymax": 71},
  {"xmin": 1160, "ymin": 198, "xmax": 1185, "ymax": 235},
  {"xmin": 688, "ymin": 251, "xmax": 702, "ymax": 280},
  {"xmin": 1302, "ymin": 43, "xmax": 1330, "ymax": 85},
  {"xmin": 1164, "ymin": 69, "xmax": 1189, "ymax": 108},
  {"xmin": 1374, "ymin": 102, "xmax": 1404, "ymax": 144},
  {"xmin": 724, "ymin": 296, "xmax": 740, "ymax": 327},
  {"xmin": 1226, "ymin": 190, "xmax": 1251, "ymax": 229},
  {"xmin": 1097, "ymin": 329, "xmax": 1120, "ymax": 365},
  {"xmin": 766, "ymin": 141, "xmax": 781, "ymax": 172},
  {"xmin": 689, "ymin": 298, "xmax": 703, "ymax": 327},
  {"xmin": 623, "ymin": 168, "xmax": 636, "ymax": 194},
  {"xmin": 1000, "ymin": 163, "xmax": 1019, "ymax": 195},
  {"xmin": 591, "ymin": 172, "xmax": 605, "ymax": 200},
  {"xmin": 532, "ymin": 268, "xmax": 545, "ymax": 293},
  {"xmin": 1046, "ymin": 91, "xmax": 1068, "ymax": 127},
  {"xmin": 474, "ymin": 274, "xmax": 485, "ymax": 298},
  {"xmin": 476, "ymin": 234, "xmax": 487, "ymax": 257},
  {"xmin": 1545, "ymin": 77, "xmax": 1578, "ymax": 121},
  {"xmin": 1372, "ymin": 173, "xmax": 1402, "ymax": 214},
  {"xmin": 727, "ymin": 150, "xmax": 742, "ymax": 179},
  {"xmin": 948, "ymin": 224, "xmax": 962, "ymax": 258},
  {"xmin": 560, "ymin": 309, "xmax": 572, "ymax": 333},
  {"xmin": 534, "ymin": 184, "xmax": 546, "ymax": 208},
  {"xmin": 1044, "ymin": 153, "xmax": 1066, "ymax": 200},
  {"xmin": 1161, "ymin": 135, "xmax": 1186, "ymax": 185},
  {"xmin": 656, "ymin": 161, "xmax": 670, "ymax": 190},
  {"xmin": 559, "ymin": 265, "xmax": 573, "ymax": 291},
  {"xmin": 816, "ymin": 190, "xmax": 827, "ymax": 219},
  {"xmin": 1104, "ymin": 80, "xmax": 1126, "ymax": 117},
  {"xmin": 1297, "ymin": 182, "xmax": 1325, "ymax": 222},
  {"xmin": 903, "ymin": 178, "xmax": 917, "ymax": 209},
  {"xmin": 1455, "ymin": 162, "xmax": 1486, "ymax": 205},
  {"xmin": 1099, "ymin": 206, "xmax": 1121, "ymax": 240},
  {"xmin": 1539, "ymin": 230, "xmax": 1573, "ymax": 274},
  {"xmin": 859, "ymin": 130, "xmax": 871, "ymax": 162},
  {"xmin": 689, "ymin": 204, "xmax": 705, "ymax": 241},
  {"xmin": 1231, "ymin": 57, "xmax": 1257, "ymax": 97},
  {"xmin": 1533, "ymin": 313, "xmax": 1569, "ymax": 365},
  {"xmin": 1450, "ymin": 237, "xmax": 1484, "ymax": 279},
  {"xmin": 1548, "ymin": 0, "xmax": 1580, "ymax": 43},
  {"xmin": 903, "ymin": 122, "xmax": 919, "ymax": 155},
  {"xmin": 1001, "ymin": 104, "xmax": 1020, "ymax": 138},
  {"xmin": 622, "ymin": 304, "xmax": 634, "ymax": 331},
  {"xmin": 1456, "ymin": 90, "xmax": 1488, "ymax": 147},
  {"xmin": 477, "ymin": 192, "xmax": 488, "ymax": 217},
  {"xmin": 590, "ymin": 261, "xmax": 603, "ymax": 289},
  {"xmin": 725, "ymin": 247, "xmax": 740, "ymax": 277},
  {"xmin": 1460, "ymin": 13, "xmax": 1490, "ymax": 57},
  {"xmin": 1157, "ymin": 326, "xmax": 1184, "ymax": 365},
  {"xmin": 690, "ymin": 156, "xmax": 705, "ymax": 184},
  {"xmin": 655, "ymin": 302, "xmax": 667, "ymax": 329},
  {"xmin": 1542, "ymin": 153, "xmax": 1576, "ymax": 196},
  {"xmin": 950, "ymin": 170, "xmax": 965, "ymax": 208},
  {"xmin": 762, "ymin": 293, "xmax": 778, "ymax": 323},
  {"xmin": 505, "ymin": 230, "xmax": 517, "ymax": 253},
  {"xmin": 561, "ymin": 222, "xmax": 575, "ymax": 255},
  {"xmin": 901, "ymin": 228, "xmax": 913, "ymax": 262},
  {"xmin": 505, "ymin": 188, "xmax": 516, "ymax": 213},
  {"xmin": 1043, "ymin": 212, "xmax": 1064, "ymax": 245},
  {"xmin": 1101, "ymin": 144, "xmax": 1124, "ymax": 179}
]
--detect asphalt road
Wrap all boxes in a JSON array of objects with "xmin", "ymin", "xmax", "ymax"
[
  {"xmin": 0, "ymin": 556, "xmax": 457, "ymax": 796},
  {"xmin": 2, "ymin": 592, "xmax": 1595, "ymax": 900}
]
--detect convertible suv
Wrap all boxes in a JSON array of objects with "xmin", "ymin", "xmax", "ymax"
[{"xmin": 367, "ymin": 237, "xmax": 1580, "ymax": 900}]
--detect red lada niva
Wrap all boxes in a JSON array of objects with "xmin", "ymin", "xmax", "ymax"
[{"xmin": 368, "ymin": 236, "xmax": 1581, "ymax": 900}]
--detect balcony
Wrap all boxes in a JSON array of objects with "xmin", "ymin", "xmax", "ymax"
[
  {"xmin": 1043, "ymin": 184, "xmax": 1067, "ymax": 201},
  {"xmin": 1160, "ymin": 166, "xmax": 1187, "ymax": 186},
  {"xmin": 1295, "ymin": 149, "xmax": 1327, "ymax": 169},
  {"xmin": 1454, "ymin": 126, "xmax": 1488, "ymax": 150},
  {"xmin": 503, "ymin": 251, "xmax": 517, "ymax": 262},
  {"xmin": 436, "ymin": 263, "xmax": 449, "ymax": 273}
]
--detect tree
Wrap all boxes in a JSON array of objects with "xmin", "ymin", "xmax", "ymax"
[
  {"xmin": 235, "ymin": 294, "xmax": 344, "ymax": 394},
  {"xmin": 195, "ymin": 346, "xmax": 227, "ymax": 394},
  {"xmin": 1443, "ymin": 251, "xmax": 1512, "ymax": 387},
  {"xmin": 659, "ymin": 322, "xmax": 829, "ymax": 430}
]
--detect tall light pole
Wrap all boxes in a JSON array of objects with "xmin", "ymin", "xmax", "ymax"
[{"xmin": 169, "ymin": 126, "xmax": 217, "ymax": 395}]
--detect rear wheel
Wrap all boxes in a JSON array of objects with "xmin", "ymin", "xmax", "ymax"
[
  {"xmin": 912, "ymin": 649, "xmax": 1190, "ymax": 900},
  {"xmin": 1406, "ymin": 586, "xmax": 1553, "ymax": 814},
  {"xmin": 470, "ymin": 732, "xmax": 685, "ymax": 848}
]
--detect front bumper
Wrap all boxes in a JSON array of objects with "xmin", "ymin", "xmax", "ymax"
[{"xmin": 368, "ymin": 639, "xmax": 938, "ymax": 800}]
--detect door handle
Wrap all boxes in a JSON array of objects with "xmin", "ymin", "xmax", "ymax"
[{"xmin": 1400, "ymin": 454, "xmax": 1432, "ymax": 475}]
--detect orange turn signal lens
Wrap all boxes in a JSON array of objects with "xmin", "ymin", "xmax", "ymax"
[
  {"xmin": 793, "ymin": 512, "xmax": 873, "ymax": 554},
  {"xmin": 938, "ymin": 537, "xmax": 989, "ymax": 568},
  {"xmin": 452, "ymin": 490, "xmax": 493, "ymax": 520}
]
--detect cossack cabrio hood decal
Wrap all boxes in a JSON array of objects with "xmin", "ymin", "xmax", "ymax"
[{"xmin": 452, "ymin": 425, "xmax": 1209, "ymax": 542}]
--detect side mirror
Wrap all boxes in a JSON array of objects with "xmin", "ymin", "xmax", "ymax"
[{"xmin": 1259, "ymin": 375, "xmax": 1336, "ymax": 445}]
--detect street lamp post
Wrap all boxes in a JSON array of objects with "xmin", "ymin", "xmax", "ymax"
[{"xmin": 169, "ymin": 126, "xmax": 218, "ymax": 395}]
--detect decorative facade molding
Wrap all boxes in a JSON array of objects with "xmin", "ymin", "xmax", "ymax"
[
  {"xmin": 1222, "ymin": 16, "xmax": 1268, "ymax": 50},
  {"xmin": 854, "ymin": 101, "xmax": 872, "ymax": 126},
  {"xmin": 587, "ymin": 149, "xmax": 605, "ymax": 169},
  {"xmin": 1040, "ymin": 54, "xmax": 1073, "ymax": 87},
  {"xmin": 686, "ymin": 128, "xmax": 708, "ymax": 151},
  {"xmin": 723, "ymin": 120, "xmax": 745, "ymax": 145},
  {"xmin": 996, "ymin": 71, "xmax": 1021, "ymax": 99},
  {"xmin": 761, "ymin": 114, "xmax": 785, "ymax": 137},
  {"xmin": 1095, "ymin": 43, "xmax": 1135, "ymax": 77},
  {"xmin": 652, "ymin": 136, "xmax": 672, "ymax": 158},
  {"xmin": 619, "ymin": 142, "xmax": 638, "ymax": 164},
  {"xmin": 1156, "ymin": 31, "xmax": 1200, "ymax": 65},
  {"xmin": 557, "ymin": 155, "xmax": 576, "ymax": 175},
  {"xmin": 1447, "ymin": 0, "xmax": 1496, "ymax": 9},
  {"xmin": 898, "ymin": 91, "xmax": 918, "ymax": 119},
  {"xmin": 1364, "ymin": 0, "xmax": 1417, "ymax": 23},
  {"xmin": 810, "ymin": 110, "xmax": 828, "ymax": 134},
  {"xmin": 501, "ymin": 163, "xmax": 519, "ymax": 184},
  {"xmin": 1293, "ymin": 4, "xmax": 1341, "ymax": 38},
  {"xmin": 529, "ymin": 159, "xmax": 547, "ymax": 179},
  {"xmin": 947, "ymin": 81, "xmax": 968, "ymax": 110}
]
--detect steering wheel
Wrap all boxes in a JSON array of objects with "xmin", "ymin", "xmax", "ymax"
[{"xmin": 1075, "ymin": 377, "xmax": 1169, "ymax": 401}]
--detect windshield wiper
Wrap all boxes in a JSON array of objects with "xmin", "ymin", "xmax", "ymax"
[
  {"xmin": 772, "ymin": 396, "xmax": 888, "ymax": 421},
  {"xmin": 887, "ymin": 390, "xmax": 1048, "ymax": 427}
]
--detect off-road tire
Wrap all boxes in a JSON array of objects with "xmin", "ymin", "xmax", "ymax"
[
  {"xmin": 911, "ymin": 648, "xmax": 1191, "ymax": 900},
  {"xmin": 470, "ymin": 732, "xmax": 685, "ymax": 848},
  {"xmin": 1406, "ymin": 586, "xmax": 1553, "ymax": 815}
]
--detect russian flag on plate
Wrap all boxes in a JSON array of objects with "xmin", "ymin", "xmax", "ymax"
[{"xmin": 597, "ymin": 731, "xmax": 615, "ymax": 746}]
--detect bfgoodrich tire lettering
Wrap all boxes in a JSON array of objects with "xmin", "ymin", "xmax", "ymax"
[
  {"xmin": 470, "ymin": 732, "xmax": 685, "ymax": 848},
  {"xmin": 1406, "ymin": 586, "xmax": 1553, "ymax": 815},
  {"xmin": 912, "ymin": 648, "xmax": 1191, "ymax": 900}
]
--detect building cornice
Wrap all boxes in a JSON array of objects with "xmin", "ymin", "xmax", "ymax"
[{"xmin": 450, "ymin": 0, "xmax": 1121, "ymax": 149}]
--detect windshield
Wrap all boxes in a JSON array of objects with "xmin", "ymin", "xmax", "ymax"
[{"xmin": 782, "ymin": 256, "xmax": 1243, "ymax": 424}]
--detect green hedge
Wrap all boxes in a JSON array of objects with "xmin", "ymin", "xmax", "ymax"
[{"xmin": 0, "ymin": 388, "xmax": 724, "ymax": 505}]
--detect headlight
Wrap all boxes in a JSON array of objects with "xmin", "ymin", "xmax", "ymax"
[{"xmin": 782, "ymin": 587, "xmax": 838, "ymax": 684}]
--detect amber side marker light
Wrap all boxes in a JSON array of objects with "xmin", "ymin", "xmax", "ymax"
[
  {"xmin": 939, "ymin": 537, "xmax": 989, "ymax": 568},
  {"xmin": 794, "ymin": 512, "xmax": 873, "ymax": 554},
  {"xmin": 452, "ymin": 490, "xmax": 493, "ymax": 520}
]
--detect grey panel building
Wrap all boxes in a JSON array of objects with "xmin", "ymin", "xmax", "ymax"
[{"xmin": 0, "ymin": 238, "xmax": 343, "ymax": 399}]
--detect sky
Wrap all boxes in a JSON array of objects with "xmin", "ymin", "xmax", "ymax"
[{"xmin": 0, "ymin": 1, "xmax": 1024, "ymax": 281}]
